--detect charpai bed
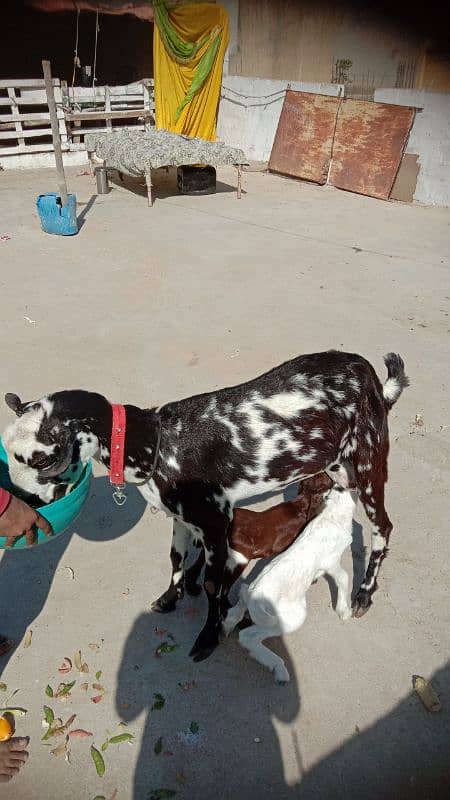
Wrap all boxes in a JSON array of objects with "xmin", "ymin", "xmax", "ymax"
[{"xmin": 84, "ymin": 129, "xmax": 248, "ymax": 206}]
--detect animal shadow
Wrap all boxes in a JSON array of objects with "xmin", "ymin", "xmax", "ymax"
[
  {"xmin": 0, "ymin": 475, "xmax": 146, "ymax": 675},
  {"xmin": 116, "ymin": 597, "xmax": 302, "ymax": 799}
]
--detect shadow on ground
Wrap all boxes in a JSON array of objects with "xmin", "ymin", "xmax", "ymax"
[
  {"xmin": 108, "ymin": 166, "xmax": 236, "ymax": 203},
  {"xmin": 116, "ymin": 597, "xmax": 302, "ymax": 800},
  {"xmin": 117, "ymin": 588, "xmax": 450, "ymax": 800},
  {"xmin": 299, "ymin": 660, "xmax": 450, "ymax": 800},
  {"xmin": 0, "ymin": 475, "xmax": 146, "ymax": 675}
]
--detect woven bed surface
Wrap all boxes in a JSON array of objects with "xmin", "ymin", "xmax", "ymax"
[{"xmin": 85, "ymin": 129, "xmax": 247, "ymax": 175}]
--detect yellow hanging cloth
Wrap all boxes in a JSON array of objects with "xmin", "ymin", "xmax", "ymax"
[{"xmin": 153, "ymin": 2, "xmax": 229, "ymax": 141}]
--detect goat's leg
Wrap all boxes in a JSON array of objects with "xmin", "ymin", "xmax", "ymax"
[
  {"xmin": 239, "ymin": 624, "xmax": 291, "ymax": 684},
  {"xmin": 184, "ymin": 546, "xmax": 205, "ymax": 597},
  {"xmin": 222, "ymin": 593, "xmax": 248, "ymax": 637},
  {"xmin": 220, "ymin": 545, "xmax": 249, "ymax": 617},
  {"xmin": 189, "ymin": 523, "xmax": 229, "ymax": 662},
  {"xmin": 353, "ymin": 445, "xmax": 392, "ymax": 617},
  {"xmin": 327, "ymin": 563, "xmax": 351, "ymax": 620},
  {"xmin": 151, "ymin": 520, "xmax": 190, "ymax": 613}
]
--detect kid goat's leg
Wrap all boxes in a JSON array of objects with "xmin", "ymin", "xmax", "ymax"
[
  {"xmin": 222, "ymin": 593, "xmax": 248, "ymax": 636},
  {"xmin": 327, "ymin": 563, "xmax": 351, "ymax": 620},
  {"xmin": 239, "ymin": 625, "xmax": 290, "ymax": 684}
]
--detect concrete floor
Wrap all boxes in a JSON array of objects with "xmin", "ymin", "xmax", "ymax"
[{"xmin": 0, "ymin": 166, "xmax": 449, "ymax": 800}]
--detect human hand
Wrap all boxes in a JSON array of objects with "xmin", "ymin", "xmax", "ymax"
[{"xmin": 0, "ymin": 495, "xmax": 52, "ymax": 547}]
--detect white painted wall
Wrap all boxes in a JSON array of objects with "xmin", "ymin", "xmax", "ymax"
[
  {"xmin": 375, "ymin": 88, "xmax": 450, "ymax": 207},
  {"xmin": 0, "ymin": 150, "xmax": 88, "ymax": 171},
  {"xmin": 217, "ymin": 76, "xmax": 343, "ymax": 162}
]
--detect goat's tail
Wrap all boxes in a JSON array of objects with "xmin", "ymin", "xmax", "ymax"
[{"xmin": 382, "ymin": 353, "xmax": 410, "ymax": 410}]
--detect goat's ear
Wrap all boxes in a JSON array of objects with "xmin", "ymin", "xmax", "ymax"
[{"xmin": 5, "ymin": 393, "xmax": 27, "ymax": 416}]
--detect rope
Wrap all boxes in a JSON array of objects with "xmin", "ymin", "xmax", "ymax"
[
  {"xmin": 71, "ymin": 6, "xmax": 80, "ymax": 104},
  {"xmin": 92, "ymin": 10, "xmax": 99, "ymax": 107}
]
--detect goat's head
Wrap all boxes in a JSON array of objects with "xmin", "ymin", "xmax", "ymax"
[
  {"xmin": 301, "ymin": 472, "xmax": 334, "ymax": 496},
  {"xmin": 3, "ymin": 393, "xmax": 79, "ymax": 483}
]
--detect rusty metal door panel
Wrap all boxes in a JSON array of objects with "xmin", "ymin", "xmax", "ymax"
[
  {"xmin": 329, "ymin": 99, "xmax": 415, "ymax": 200},
  {"xmin": 269, "ymin": 91, "xmax": 341, "ymax": 184}
]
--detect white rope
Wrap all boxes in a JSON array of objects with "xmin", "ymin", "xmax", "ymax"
[
  {"xmin": 71, "ymin": 6, "xmax": 80, "ymax": 103},
  {"xmin": 92, "ymin": 10, "xmax": 99, "ymax": 107}
]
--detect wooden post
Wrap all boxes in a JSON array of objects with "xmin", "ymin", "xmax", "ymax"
[
  {"xmin": 237, "ymin": 164, "xmax": 242, "ymax": 200},
  {"xmin": 42, "ymin": 59, "xmax": 68, "ymax": 207},
  {"xmin": 145, "ymin": 169, "xmax": 153, "ymax": 207},
  {"xmin": 105, "ymin": 85, "xmax": 112, "ymax": 133}
]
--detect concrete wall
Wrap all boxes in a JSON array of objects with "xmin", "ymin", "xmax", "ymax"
[
  {"xmin": 217, "ymin": 76, "xmax": 343, "ymax": 162},
  {"xmin": 0, "ymin": 151, "xmax": 88, "ymax": 170},
  {"xmin": 220, "ymin": 0, "xmax": 239, "ymax": 77},
  {"xmin": 375, "ymin": 89, "xmax": 450, "ymax": 207},
  {"xmin": 332, "ymin": 8, "xmax": 419, "ymax": 98},
  {"xmin": 231, "ymin": 0, "xmax": 423, "ymax": 97}
]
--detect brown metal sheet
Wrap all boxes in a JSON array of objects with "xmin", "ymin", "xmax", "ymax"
[
  {"xmin": 329, "ymin": 99, "xmax": 415, "ymax": 200},
  {"xmin": 269, "ymin": 90, "xmax": 341, "ymax": 184}
]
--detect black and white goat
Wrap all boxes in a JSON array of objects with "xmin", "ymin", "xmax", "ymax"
[{"xmin": 2, "ymin": 350, "xmax": 408, "ymax": 661}]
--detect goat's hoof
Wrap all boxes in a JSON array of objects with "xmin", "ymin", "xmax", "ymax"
[
  {"xmin": 189, "ymin": 644, "xmax": 216, "ymax": 662},
  {"xmin": 185, "ymin": 581, "xmax": 202, "ymax": 597},
  {"xmin": 151, "ymin": 597, "xmax": 177, "ymax": 613},
  {"xmin": 189, "ymin": 632, "xmax": 219, "ymax": 662},
  {"xmin": 338, "ymin": 607, "xmax": 352, "ymax": 621},
  {"xmin": 274, "ymin": 668, "xmax": 290, "ymax": 685},
  {"xmin": 352, "ymin": 591, "xmax": 372, "ymax": 618}
]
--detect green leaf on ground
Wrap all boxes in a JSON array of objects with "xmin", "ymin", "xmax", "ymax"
[
  {"xmin": 56, "ymin": 680, "xmax": 76, "ymax": 698},
  {"xmin": 151, "ymin": 693, "xmax": 165, "ymax": 711},
  {"xmin": 109, "ymin": 733, "xmax": 134, "ymax": 745},
  {"xmin": 91, "ymin": 745, "xmax": 105, "ymax": 777},
  {"xmin": 155, "ymin": 642, "xmax": 178, "ymax": 657}
]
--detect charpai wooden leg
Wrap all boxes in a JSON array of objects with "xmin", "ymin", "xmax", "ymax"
[
  {"xmin": 145, "ymin": 169, "xmax": 153, "ymax": 207},
  {"xmin": 237, "ymin": 164, "xmax": 242, "ymax": 199}
]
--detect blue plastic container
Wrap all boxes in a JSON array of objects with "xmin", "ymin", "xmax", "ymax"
[
  {"xmin": 0, "ymin": 439, "xmax": 91, "ymax": 549},
  {"xmin": 36, "ymin": 192, "xmax": 78, "ymax": 236}
]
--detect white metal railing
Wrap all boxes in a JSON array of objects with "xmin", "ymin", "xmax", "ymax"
[{"xmin": 0, "ymin": 78, "xmax": 155, "ymax": 159}]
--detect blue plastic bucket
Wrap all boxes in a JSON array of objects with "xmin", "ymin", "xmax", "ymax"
[
  {"xmin": 0, "ymin": 439, "xmax": 91, "ymax": 549},
  {"xmin": 36, "ymin": 192, "xmax": 78, "ymax": 236}
]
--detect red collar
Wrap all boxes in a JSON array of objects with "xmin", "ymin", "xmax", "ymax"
[
  {"xmin": 109, "ymin": 403, "xmax": 162, "ymax": 507},
  {"xmin": 110, "ymin": 404, "xmax": 126, "ymax": 489}
]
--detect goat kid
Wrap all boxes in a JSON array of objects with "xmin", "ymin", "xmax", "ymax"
[
  {"xmin": 2, "ymin": 350, "xmax": 408, "ymax": 662},
  {"xmin": 182, "ymin": 471, "xmax": 337, "ymax": 604},
  {"xmin": 223, "ymin": 485, "xmax": 355, "ymax": 683}
]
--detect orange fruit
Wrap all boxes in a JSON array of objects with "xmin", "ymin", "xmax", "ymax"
[{"xmin": 0, "ymin": 715, "xmax": 13, "ymax": 741}]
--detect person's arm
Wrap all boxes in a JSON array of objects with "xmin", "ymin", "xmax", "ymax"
[{"xmin": 0, "ymin": 491, "xmax": 52, "ymax": 547}]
